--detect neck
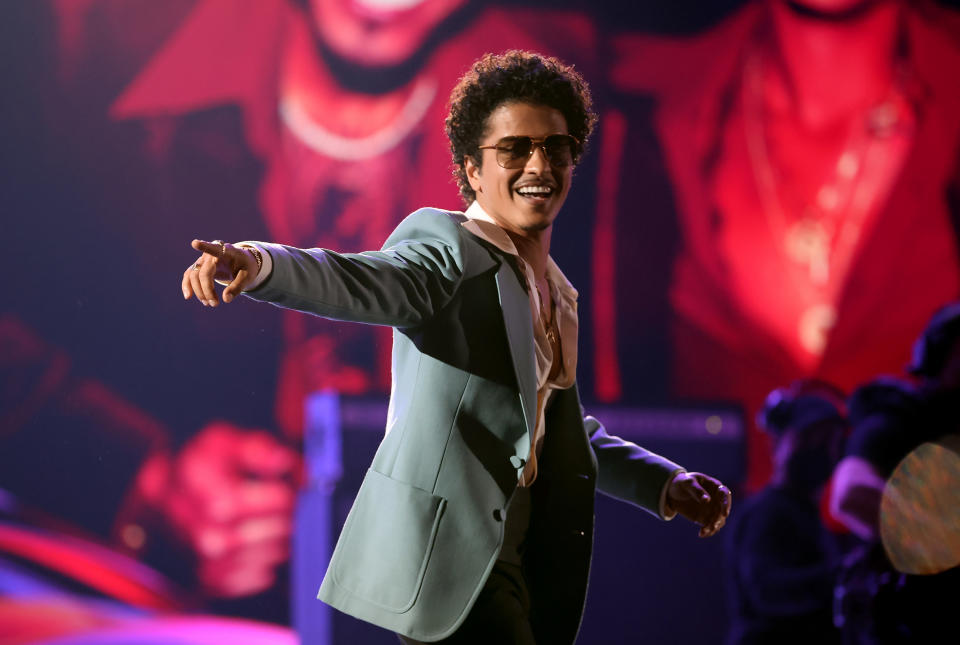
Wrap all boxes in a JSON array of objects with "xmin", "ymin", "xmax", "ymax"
[
  {"xmin": 768, "ymin": 0, "xmax": 901, "ymax": 129},
  {"xmin": 507, "ymin": 227, "xmax": 552, "ymax": 280}
]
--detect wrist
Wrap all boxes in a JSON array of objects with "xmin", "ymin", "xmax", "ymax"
[
  {"xmin": 661, "ymin": 468, "xmax": 686, "ymax": 520},
  {"xmin": 245, "ymin": 246, "xmax": 262, "ymax": 277},
  {"xmin": 233, "ymin": 242, "xmax": 273, "ymax": 290}
]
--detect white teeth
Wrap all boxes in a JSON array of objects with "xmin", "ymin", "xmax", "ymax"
[{"xmin": 517, "ymin": 186, "xmax": 552, "ymax": 195}]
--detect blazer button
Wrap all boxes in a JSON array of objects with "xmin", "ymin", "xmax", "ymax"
[
  {"xmin": 570, "ymin": 530, "xmax": 586, "ymax": 537},
  {"xmin": 493, "ymin": 509, "xmax": 505, "ymax": 522},
  {"xmin": 509, "ymin": 455, "xmax": 526, "ymax": 469}
]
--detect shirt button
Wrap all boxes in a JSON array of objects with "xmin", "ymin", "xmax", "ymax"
[
  {"xmin": 493, "ymin": 509, "xmax": 505, "ymax": 522},
  {"xmin": 509, "ymin": 455, "xmax": 526, "ymax": 469}
]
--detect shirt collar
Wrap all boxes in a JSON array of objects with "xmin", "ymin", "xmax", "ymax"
[
  {"xmin": 462, "ymin": 201, "xmax": 578, "ymax": 302},
  {"xmin": 463, "ymin": 201, "xmax": 519, "ymax": 256}
]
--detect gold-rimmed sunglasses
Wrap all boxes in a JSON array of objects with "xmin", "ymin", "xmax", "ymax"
[{"xmin": 477, "ymin": 134, "xmax": 580, "ymax": 169}]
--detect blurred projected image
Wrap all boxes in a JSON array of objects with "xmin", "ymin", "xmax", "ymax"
[
  {"xmin": 4, "ymin": 0, "xmax": 959, "ymax": 641},
  {"xmin": 2, "ymin": 0, "xmax": 601, "ymax": 635},
  {"xmin": 608, "ymin": 0, "xmax": 960, "ymax": 489}
]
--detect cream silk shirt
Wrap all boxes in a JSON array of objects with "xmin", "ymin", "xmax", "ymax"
[
  {"xmin": 462, "ymin": 203, "xmax": 679, "ymax": 518},
  {"xmin": 461, "ymin": 201, "xmax": 578, "ymax": 486}
]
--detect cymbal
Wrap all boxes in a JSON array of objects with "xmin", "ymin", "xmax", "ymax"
[{"xmin": 880, "ymin": 435, "xmax": 960, "ymax": 575}]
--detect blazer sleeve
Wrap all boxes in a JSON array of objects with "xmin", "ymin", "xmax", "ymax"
[
  {"xmin": 244, "ymin": 208, "xmax": 469, "ymax": 329},
  {"xmin": 586, "ymin": 415, "xmax": 684, "ymax": 520}
]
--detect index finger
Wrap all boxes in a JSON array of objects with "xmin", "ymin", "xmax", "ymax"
[{"xmin": 192, "ymin": 239, "xmax": 225, "ymax": 257}]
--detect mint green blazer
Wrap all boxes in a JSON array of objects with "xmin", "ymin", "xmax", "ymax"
[{"xmin": 248, "ymin": 208, "xmax": 682, "ymax": 643}]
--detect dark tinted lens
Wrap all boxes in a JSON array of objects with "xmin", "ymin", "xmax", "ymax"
[
  {"xmin": 544, "ymin": 135, "xmax": 575, "ymax": 167},
  {"xmin": 497, "ymin": 137, "xmax": 533, "ymax": 168}
]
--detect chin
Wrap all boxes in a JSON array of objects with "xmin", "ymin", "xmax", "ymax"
[
  {"xmin": 513, "ymin": 204, "xmax": 557, "ymax": 229},
  {"xmin": 520, "ymin": 220, "xmax": 552, "ymax": 233}
]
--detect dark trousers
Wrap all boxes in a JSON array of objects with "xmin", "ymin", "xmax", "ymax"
[{"xmin": 397, "ymin": 561, "xmax": 536, "ymax": 645}]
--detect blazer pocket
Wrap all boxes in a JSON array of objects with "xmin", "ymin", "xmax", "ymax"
[{"xmin": 331, "ymin": 469, "xmax": 447, "ymax": 613}]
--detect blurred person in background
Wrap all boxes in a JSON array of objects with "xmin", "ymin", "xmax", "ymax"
[
  {"xmin": 725, "ymin": 379, "xmax": 847, "ymax": 645},
  {"xmin": 831, "ymin": 301, "xmax": 960, "ymax": 643}
]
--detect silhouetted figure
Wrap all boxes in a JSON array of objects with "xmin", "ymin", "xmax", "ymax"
[
  {"xmin": 831, "ymin": 301, "xmax": 960, "ymax": 644},
  {"xmin": 726, "ymin": 379, "xmax": 847, "ymax": 645}
]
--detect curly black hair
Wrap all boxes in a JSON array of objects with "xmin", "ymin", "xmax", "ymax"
[{"xmin": 445, "ymin": 50, "xmax": 598, "ymax": 205}]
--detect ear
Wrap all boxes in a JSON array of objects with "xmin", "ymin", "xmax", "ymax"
[{"xmin": 464, "ymin": 155, "xmax": 482, "ymax": 194}]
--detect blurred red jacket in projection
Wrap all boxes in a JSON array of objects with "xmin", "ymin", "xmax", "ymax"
[
  {"xmin": 4, "ymin": 0, "xmax": 602, "ymax": 616},
  {"xmin": 604, "ymin": 1, "xmax": 960, "ymax": 490},
  {"xmin": 109, "ymin": 0, "xmax": 601, "ymax": 441}
]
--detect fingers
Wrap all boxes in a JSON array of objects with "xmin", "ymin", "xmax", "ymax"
[
  {"xmin": 174, "ymin": 424, "xmax": 298, "ymax": 523},
  {"xmin": 182, "ymin": 264, "xmax": 194, "ymax": 300},
  {"xmin": 235, "ymin": 432, "xmax": 299, "ymax": 478},
  {"xmin": 187, "ymin": 262, "xmax": 205, "ymax": 303},
  {"xmin": 696, "ymin": 479, "xmax": 732, "ymax": 538},
  {"xmin": 183, "ymin": 249, "xmax": 218, "ymax": 306},
  {"xmin": 197, "ymin": 256, "xmax": 220, "ymax": 305},
  {"xmin": 192, "ymin": 239, "xmax": 224, "ymax": 257},
  {"xmin": 670, "ymin": 472, "xmax": 733, "ymax": 538},
  {"xmin": 195, "ymin": 515, "xmax": 293, "ymax": 559},
  {"xmin": 701, "ymin": 513, "xmax": 728, "ymax": 538},
  {"xmin": 203, "ymin": 481, "xmax": 296, "ymax": 523},
  {"xmin": 154, "ymin": 422, "xmax": 298, "ymax": 598},
  {"xmin": 223, "ymin": 268, "xmax": 248, "ymax": 303},
  {"xmin": 198, "ymin": 538, "xmax": 289, "ymax": 598},
  {"xmin": 668, "ymin": 472, "xmax": 708, "ymax": 506},
  {"xmin": 186, "ymin": 240, "xmax": 254, "ymax": 305},
  {"xmin": 719, "ymin": 483, "xmax": 732, "ymax": 516},
  {"xmin": 195, "ymin": 520, "xmax": 291, "ymax": 597},
  {"xmin": 686, "ymin": 478, "xmax": 710, "ymax": 503}
]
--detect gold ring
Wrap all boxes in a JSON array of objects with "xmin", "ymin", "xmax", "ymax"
[
  {"xmin": 193, "ymin": 263, "xmax": 201, "ymax": 271},
  {"xmin": 212, "ymin": 240, "xmax": 226, "ymax": 257}
]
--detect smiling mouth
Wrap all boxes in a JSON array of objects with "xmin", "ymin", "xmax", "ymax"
[{"xmin": 515, "ymin": 185, "xmax": 555, "ymax": 200}]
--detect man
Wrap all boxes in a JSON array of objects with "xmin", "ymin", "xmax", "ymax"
[
  {"xmin": 183, "ymin": 51, "xmax": 731, "ymax": 644},
  {"xmin": 725, "ymin": 380, "xmax": 847, "ymax": 645},
  {"xmin": 7, "ymin": 0, "xmax": 601, "ymax": 610}
]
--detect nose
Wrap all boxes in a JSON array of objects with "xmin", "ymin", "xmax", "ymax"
[{"xmin": 524, "ymin": 143, "xmax": 550, "ymax": 174}]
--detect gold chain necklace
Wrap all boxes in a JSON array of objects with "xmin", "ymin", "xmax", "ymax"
[
  {"xmin": 535, "ymin": 283, "xmax": 559, "ymax": 346},
  {"xmin": 742, "ymin": 51, "xmax": 886, "ymax": 291},
  {"xmin": 741, "ymin": 48, "xmax": 913, "ymax": 357}
]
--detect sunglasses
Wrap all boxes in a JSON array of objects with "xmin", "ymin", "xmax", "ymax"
[{"xmin": 477, "ymin": 134, "xmax": 580, "ymax": 169}]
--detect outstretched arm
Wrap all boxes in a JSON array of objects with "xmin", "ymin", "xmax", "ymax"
[
  {"xmin": 180, "ymin": 209, "xmax": 470, "ymax": 329},
  {"xmin": 587, "ymin": 417, "xmax": 731, "ymax": 537}
]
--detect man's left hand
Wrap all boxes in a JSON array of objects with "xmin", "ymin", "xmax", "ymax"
[{"xmin": 666, "ymin": 472, "xmax": 732, "ymax": 538}]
